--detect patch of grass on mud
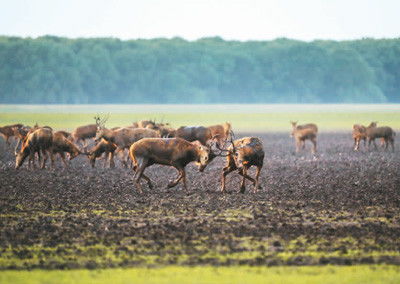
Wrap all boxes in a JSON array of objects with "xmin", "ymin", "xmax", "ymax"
[{"xmin": 1, "ymin": 266, "xmax": 400, "ymax": 284}]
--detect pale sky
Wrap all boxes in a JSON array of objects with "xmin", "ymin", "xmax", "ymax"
[{"xmin": 0, "ymin": 0, "xmax": 399, "ymax": 41}]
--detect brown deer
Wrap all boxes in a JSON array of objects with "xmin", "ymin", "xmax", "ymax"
[
  {"xmin": 51, "ymin": 131, "xmax": 82, "ymax": 167},
  {"xmin": 129, "ymin": 138, "xmax": 215, "ymax": 193},
  {"xmin": 366, "ymin": 122, "xmax": 395, "ymax": 151},
  {"xmin": 56, "ymin": 130, "xmax": 73, "ymax": 141},
  {"xmin": 71, "ymin": 122, "xmax": 98, "ymax": 150},
  {"xmin": 290, "ymin": 121, "xmax": 318, "ymax": 154},
  {"xmin": 15, "ymin": 127, "xmax": 54, "ymax": 169},
  {"xmin": 220, "ymin": 137, "xmax": 264, "ymax": 193},
  {"xmin": 352, "ymin": 124, "xmax": 367, "ymax": 151},
  {"xmin": 95, "ymin": 117, "xmax": 161, "ymax": 167},
  {"xmin": 175, "ymin": 126, "xmax": 212, "ymax": 146},
  {"xmin": 0, "ymin": 124, "xmax": 23, "ymax": 145},
  {"xmin": 208, "ymin": 122, "xmax": 232, "ymax": 147},
  {"xmin": 87, "ymin": 138, "xmax": 117, "ymax": 168},
  {"xmin": 13, "ymin": 125, "xmax": 32, "ymax": 155}
]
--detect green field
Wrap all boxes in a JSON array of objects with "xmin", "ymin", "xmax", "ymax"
[
  {"xmin": 1, "ymin": 104, "xmax": 399, "ymax": 131},
  {"xmin": 1, "ymin": 266, "xmax": 399, "ymax": 284}
]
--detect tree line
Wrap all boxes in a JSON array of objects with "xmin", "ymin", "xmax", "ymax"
[{"xmin": 0, "ymin": 36, "xmax": 399, "ymax": 104}]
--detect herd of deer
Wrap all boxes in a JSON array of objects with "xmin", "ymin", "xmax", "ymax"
[{"xmin": 0, "ymin": 118, "xmax": 396, "ymax": 193}]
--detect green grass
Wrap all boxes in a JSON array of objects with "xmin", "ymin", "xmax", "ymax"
[
  {"xmin": 1, "ymin": 266, "xmax": 399, "ymax": 284},
  {"xmin": 1, "ymin": 111, "xmax": 399, "ymax": 132}
]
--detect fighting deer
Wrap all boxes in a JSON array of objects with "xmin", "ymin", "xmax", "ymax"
[
  {"xmin": 290, "ymin": 121, "xmax": 318, "ymax": 154},
  {"xmin": 208, "ymin": 122, "xmax": 232, "ymax": 146},
  {"xmin": 0, "ymin": 124, "xmax": 23, "ymax": 145},
  {"xmin": 219, "ymin": 136, "xmax": 264, "ymax": 193},
  {"xmin": 51, "ymin": 131, "xmax": 82, "ymax": 167},
  {"xmin": 366, "ymin": 122, "xmax": 395, "ymax": 151},
  {"xmin": 15, "ymin": 127, "xmax": 54, "ymax": 169},
  {"xmin": 87, "ymin": 138, "xmax": 117, "ymax": 168},
  {"xmin": 129, "ymin": 138, "xmax": 215, "ymax": 193}
]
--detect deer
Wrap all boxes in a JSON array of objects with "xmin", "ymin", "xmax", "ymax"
[
  {"xmin": 51, "ymin": 131, "xmax": 82, "ymax": 167},
  {"xmin": 129, "ymin": 138, "xmax": 216, "ymax": 193},
  {"xmin": 15, "ymin": 127, "xmax": 54, "ymax": 169},
  {"xmin": 95, "ymin": 116, "xmax": 161, "ymax": 167},
  {"xmin": 290, "ymin": 121, "xmax": 318, "ymax": 154},
  {"xmin": 0, "ymin": 123, "xmax": 24, "ymax": 146},
  {"xmin": 352, "ymin": 124, "xmax": 367, "ymax": 151},
  {"xmin": 175, "ymin": 126, "xmax": 212, "ymax": 146},
  {"xmin": 218, "ymin": 136, "xmax": 264, "ymax": 194},
  {"xmin": 208, "ymin": 122, "xmax": 232, "ymax": 147},
  {"xmin": 366, "ymin": 122, "xmax": 395, "ymax": 151},
  {"xmin": 13, "ymin": 125, "xmax": 32, "ymax": 155},
  {"xmin": 71, "ymin": 121, "xmax": 98, "ymax": 150},
  {"xmin": 87, "ymin": 138, "xmax": 117, "ymax": 168}
]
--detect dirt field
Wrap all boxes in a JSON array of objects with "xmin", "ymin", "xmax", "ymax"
[{"xmin": 0, "ymin": 132, "xmax": 399, "ymax": 269}]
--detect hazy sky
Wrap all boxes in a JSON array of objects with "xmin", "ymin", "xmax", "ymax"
[{"xmin": 1, "ymin": 0, "xmax": 399, "ymax": 41}]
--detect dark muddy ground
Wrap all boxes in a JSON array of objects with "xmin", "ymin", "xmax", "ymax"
[{"xmin": 0, "ymin": 132, "xmax": 399, "ymax": 269}]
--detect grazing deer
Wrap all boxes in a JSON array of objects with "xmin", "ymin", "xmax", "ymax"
[
  {"xmin": 219, "ymin": 137, "xmax": 264, "ymax": 193},
  {"xmin": 366, "ymin": 122, "xmax": 395, "ymax": 151},
  {"xmin": 0, "ymin": 124, "xmax": 23, "ymax": 146},
  {"xmin": 15, "ymin": 127, "xmax": 54, "ymax": 169},
  {"xmin": 87, "ymin": 138, "xmax": 117, "ymax": 168},
  {"xmin": 290, "ymin": 121, "xmax": 318, "ymax": 154},
  {"xmin": 175, "ymin": 126, "xmax": 212, "ymax": 146},
  {"xmin": 51, "ymin": 131, "xmax": 82, "ymax": 167},
  {"xmin": 129, "ymin": 138, "xmax": 215, "ymax": 193},
  {"xmin": 208, "ymin": 122, "xmax": 232, "ymax": 147}
]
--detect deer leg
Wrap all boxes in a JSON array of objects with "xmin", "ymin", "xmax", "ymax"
[
  {"xmin": 391, "ymin": 138, "xmax": 395, "ymax": 152},
  {"xmin": 238, "ymin": 170, "xmax": 256, "ymax": 184},
  {"xmin": 41, "ymin": 149, "xmax": 47, "ymax": 169},
  {"xmin": 221, "ymin": 165, "xmax": 236, "ymax": 193},
  {"xmin": 383, "ymin": 138, "xmax": 389, "ymax": 150},
  {"xmin": 372, "ymin": 139, "xmax": 378, "ymax": 150},
  {"xmin": 133, "ymin": 158, "xmax": 148, "ymax": 194},
  {"xmin": 254, "ymin": 165, "xmax": 262, "ymax": 193},
  {"xmin": 311, "ymin": 138, "xmax": 317, "ymax": 154},
  {"xmin": 103, "ymin": 152, "xmax": 108, "ymax": 168},
  {"xmin": 168, "ymin": 167, "xmax": 184, "ymax": 189},
  {"xmin": 109, "ymin": 152, "xmax": 115, "ymax": 168},
  {"xmin": 354, "ymin": 138, "xmax": 359, "ymax": 151},
  {"xmin": 295, "ymin": 139, "xmax": 301, "ymax": 153},
  {"xmin": 239, "ymin": 167, "xmax": 248, "ymax": 194},
  {"xmin": 60, "ymin": 152, "xmax": 68, "ymax": 168}
]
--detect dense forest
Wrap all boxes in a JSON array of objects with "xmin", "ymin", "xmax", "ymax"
[{"xmin": 0, "ymin": 36, "xmax": 399, "ymax": 103}]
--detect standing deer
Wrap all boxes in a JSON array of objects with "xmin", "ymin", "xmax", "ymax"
[
  {"xmin": 290, "ymin": 121, "xmax": 318, "ymax": 154},
  {"xmin": 220, "ymin": 137, "xmax": 264, "ymax": 193},
  {"xmin": 175, "ymin": 126, "xmax": 212, "ymax": 146},
  {"xmin": 352, "ymin": 124, "xmax": 367, "ymax": 151},
  {"xmin": 366, "ymin": 122, "xmax": 395, "ymax": 151},
  {"xmin": 0, "ymin": 124, "xmax": 23, "ymax": 146},
  {"xmin": 87, "ymin": 138, "xmax": 117, "ymax": 168},
  {"xmin": 15, "ymin": 127, "xmax": 54, "ymax": 169},
  {"xmin": 129, "ymin": 138, "xmax": 215, "ymax": 193},
  {"xmin": 71, "ymin": 121, "xmax": 98, "ymax": 150}
]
